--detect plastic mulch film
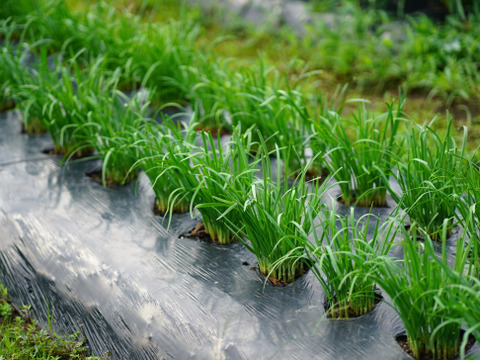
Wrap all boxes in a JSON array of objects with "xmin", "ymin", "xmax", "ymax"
[{"xmin": 0, "ymin": 109, "xmax": 479, "ymax": 359}]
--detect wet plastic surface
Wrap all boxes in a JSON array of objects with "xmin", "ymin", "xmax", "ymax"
[{"xmin": 1, "ymin": 109, "xmax": 479, "ymax": 359}]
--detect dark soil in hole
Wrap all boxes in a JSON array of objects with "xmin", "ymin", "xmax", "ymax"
[
  {"xmin": 21, "ymin": 121, "xmax": 46, "ymax": 135},
  {"xmin": 267, "ymin": 276, "xmax": 291, "ymax": 287},
  {"xmin": 152, "ymin": 200, "xmax": 166, "ymax": 216},
  {"xmin": 324, "ymin": 291, "xmax": 383, "ymax": 319},
  {"xmin": 403, "ymin": 224, "xmax": 426, "ymax": 241},
  {"xmin": 0, "ymin": 100, "xmax": 15, "ymax": 113},
  {"xmin": 180, "ymin": 222, "xmax": 216, "ymax": 243},
  {"xmin": 117, "ymin": 81, "xmax": 142, "ymax": 93},
  {"xmin": 403, "ymin": 224, "xmax": 454, "ymax": 242},
  {"xmin": 86, "ymin": 170, "xmax": 120, "ymax": 188},
  {"xmin": 336, "ymin": 193, "xmax": 389, "ymax": 208},
  {"xmin": 304, "ymin": 167, "xmax": 329, "ymax": 183},
  {"xmin": 395, "ymin": 331, "xmax": 476, "ymax": 360},
  {"xmin": 42, "ymin": 146, "xmax": 94, "ymax": 159},
  {"xmin": 194, "ymin": 125, "xmax": 232, "ymax": 137}
]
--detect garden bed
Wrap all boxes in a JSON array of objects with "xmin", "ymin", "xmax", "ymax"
[{"xmin": 1, "ymin": 110, "xmax": 479, "ymax": 359}]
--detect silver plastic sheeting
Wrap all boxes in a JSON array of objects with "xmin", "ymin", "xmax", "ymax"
[{"xmin": 0, "ymin": 109, "xmax": 478, "ymax": 359}]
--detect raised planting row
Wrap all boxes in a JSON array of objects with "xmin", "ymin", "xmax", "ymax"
[{"xmin": 1, "ymin": 2, "xmax": 480, "ymax": 359}]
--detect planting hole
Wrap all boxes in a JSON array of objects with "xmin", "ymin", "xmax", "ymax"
[{"xmin": 395, "ymin": 331, "xmax": 476, "ymax": 360}]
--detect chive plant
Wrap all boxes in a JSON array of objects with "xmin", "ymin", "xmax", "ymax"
[
  {"xmin": 18, "ymin": 0, "xmax": 136, "ymax": 71},
  {"xmin": 18, "ymin": 0, "xmax": 85, "ymax": 55},
  {"xmin": 223, "ymin": 139, "xmax": 334, "ymax": 283},
  {"xmin": 225, "ymin": 64, "xmax": 311, "ymax": 176},
  {"xmin": 319, "ymin": 96, "xmax": 404, "ymax": 207},
  {"xmin": 132, "ymin": 17, "xmax": 199, "ymax": 103},
  {"xmin": 132, "ymin": 119, "xmax": 196, "ymax": 215},
  {"xmin": 38, "ymin": 56, "xmax": 126, "ymax": 158},
  {"xmin": 0, "ymin": 60, "xmax": 15, "ymax": 113},
  {"xmin": 456, "ymin": 160, "xmax": 480, "ymax": 277},
  {"xmin": 8, "ymin": 0, "xmax": 193, "ymax": 93},
  {"xmin": 304, "ymin": 206, "xmax": 397, "ymax": 319},
  {"xmin": 2, "ymin": 44, "xmax": 50, "ymax": 134},
  {"xmin": 384, "ymin": 116, "xmax": 467, "ymax": 240},
  {"xmin": 368, "ymin": 224, "xmax": 470, "ymax": 360},
  {"xmin": 293, "ymin": 84, "xmax": 348, "ymax": 178},
  {"xmin": 0, "ymin": 22, "xmax": 17, "ymax": 112},
  {"xmin": 182, "ymin": 126, "xmax": 260, "ymax": 244},
  {"xmin": 1, "ymin": 0, "xmax": 38, "ymax": 20},
  {"xmin": 78, "ymin": 88, "xmax": 153, "ymax": 186},
  {"xmin": 436, "ymin": 275, "xmax": 480, "ymax": 359},
  {"xmin": 142, "ymin": 116, "xmax": 260, "ymax": 244},
  {"xmin": 167, "ymin": 53, "xmax": 232, "ymax": 133}
]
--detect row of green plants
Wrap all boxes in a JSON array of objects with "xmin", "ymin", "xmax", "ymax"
[
  {"xmin": 305, "ymin": 1, "xmax": 480, "ymax": 104},
  {"xmin": 4, "ymin": 0, "xmax": 480, "ymax": 106},
  {"xmin": 1, "ymin": 1, "xmax": 480, "ymax": 359},
  {"xmin": 195, "ymin": 0, "xmax": 480, "ymax": 105}
]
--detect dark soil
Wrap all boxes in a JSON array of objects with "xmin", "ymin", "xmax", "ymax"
[
  {"xmin": 86, "ymin": 170, "xmax": 122, "ymax": 188},
  {"xmin": 42, "ymin": 146, "xmax": 94, "ymax": 159},
  {"xmin": 152, "ymin": 199, "xmax": 166, "ymax": 216},
  {"xmin": 194, "ymin": 125, "xmax": 231, "ymax": 137},
  {"xmin": 436, "ymin": 99, "xmax": 480, "ymax": 123},
  {"xmin": 336, "ymin": 192, "xmax": 389, "ymax": 208},
  {"xmin": 403, "ymin": 224, "xmax": 454, "ymax": 242},
  {"xmin": 267, "ymin": 276, "xmax": 290, "ymax": 287},
  {"xmin": 180, "ymin": 222, "xmax": 216, "ymax": 243},
  {"xmin": 0, "ymin": 100, "xmax": 15, "ymax": 113},
  {"xmin": 304, "ymin": 167, "xmax": 329, "ymax": 183},
  {"xmin": 395, "ymin": 331, "xmax": 476, "ymax": 360},
  {"xmin": 21, "ymin": 121, "xmax": 46, "ymax": 135}
]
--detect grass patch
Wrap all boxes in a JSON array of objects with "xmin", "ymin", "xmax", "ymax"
[{"xmin": 0, "ymin": 283, "xmax": 105, "ymax": 359}]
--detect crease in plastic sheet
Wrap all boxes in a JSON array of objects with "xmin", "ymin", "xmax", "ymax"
[{"xmin": 0, "ymin": 110, "xmax": 479, "ymax": 359}]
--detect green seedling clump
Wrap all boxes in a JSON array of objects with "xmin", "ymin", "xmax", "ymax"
[
  {"xmin": 165, "ymin": 53, "xmax": 232, "ymax": 132},
  {"xmin": 148, "ymin": 116, "xmax": 258, "ymax": 244},
  {"xmin": 385, "ymin": 115, "xmax": 468, "ymax": 240},
  {"xmin": 131, "ymin": 15, "xmax": 200, "ymax": 103},
  {"xmin": 435, "ymin": 274, "xmax": 480, "ymax": 359},
  {"xmin": 225, "ymin": 63, "xmax": 311, "ymax": 176},
  {"xmin": 306, "ymin": 206, "xmax": 396, "ymax": 319},
  {"xmin": 38, "ymin": 56, "xmax": 121, "ymax": 159},
  {"xmin": 367, "ymin": 224, "xmax": 470, "ymax": 360},
  {"xmin": 0, "ymin": 27, "xmax": 16, "ymax": 112},
  {"xmin": 221, "ymin": 137, "xmax": 333, "ymax": 283},
  {"xmin": 188, "ymin": 127, "xmax": 259, "ymax": 244},
  {"xmin": 79, "ymin": 86, "xmax": 153, "ymax": 187},
  {"xmin": 318, "ymin": 94, "xmax": 404, "ymax": 207},
  {"xmin": 456, "ymin": 160, "xmax": 480, "ymax": 277},
  {"xmin": 0, "ymin": 41, "xmax": 46, "ymax": 134},
  {"xmin": 131, "ymin": 120, "xmax": 193, "ymax": 215}
]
